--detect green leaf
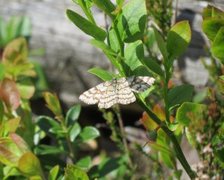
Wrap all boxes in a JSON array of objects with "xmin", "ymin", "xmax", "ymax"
[
  {"xmin": 89, "ymin": 157, "xmax": 123, "ymax": 178},
  {"xmin": 17, "ymin": 78, "xmax": 35, "ymax": 99},
  {"xmin": 66, "ymin": 105, "xmax": 81, "ymax": 126},
  {"xmin": 43, "ymin": 92, "xmax": 62, "ymax": 117},
  {"xmin": 79, "ymin": 126, "xmax": 100, "ymax": 141},
  {"xmin": 88, "ymin": 67, "xmax": 114, "ymax": 81},
  {"xmin": 66, "ymin": 9, "xmax": 106, "ymax": 41},
  {"xmin": 92, "ymin": 0, "xmax": 115, "ymax": 18},
  {"xmin": 154, "ymin": 28, "xmax": 168, "ymax": 59},
  {"xmin": 140, "ymin": 57, "xmax": 164, "ymax": 77},
  {"xmin": 6, "ymin": 17, "xmax": 23, "ymax": 42},
  {"xmin": 69, "ymin": 123, "xmax": 81, "ymax": 142},
  {"xmin": 0, "ymin": 17, "xmax": 7, "ymax": 47},
  {"xmin": 118, "ymin": 0, "xmax": 147, "ymax": 42},
  {"xmin": 124, "ymin": 40, "xmax": 143, "ymax": 73},
  {"xmin": 76, "ymin": 0, "xmax": 95, "ymax": 23},
  {"xmin": 20, "ymin": 16, "xmax": 32, "ymax": 37},
  {"xmin": 32, "ymin": 61, "xmax": 49, "ymax": 97},
  {"xmin": 202, "ymin": 19, "xmax": 224, "ymax": 41},
  {"xmin": 65, "ymin": 165, "xmax": 89, "ymax": 180},
  {"xmin": 176, "ymin": 102, "xmax": 207, "ymax": 126},
  {"xmin": 0, "ymin": 64, "xmax": 5, "ymax": 81},
  {"xmin": 36, "ymin": 116, "xmax": 61, "ymax": 136},
  {"xmin": 0, "ymin": 101, "xmax": 3, "ymax": 123},
  {"xmin": 108, "ymin": 29, "xmax": 120, "ymax": 53},
  {"xmin": 167, "ymin": 84, "xmax": 194, "ymax": 110},
  {"xmin": 90, "ymin": 40, "xmax": 123, "ymax": 73},
  {"xmin": 34, "ymin": 145, "xmax": 64, "ymax": 155},
  {"xmin": 0, "ymin": 136, "xmax": 29, "ymax": 166},
  {"xmin": 166, "ymin": 21, "xmax": 191, "ymax": 64},
  {"xmin": 2, "ymin": 37, "xmax": 28, "ymax": 64},
  {"xmin": 76, "ymin": 156, "xmax": 91, "ymax": 169},
  {"xmin": 211, "ymin": 27, "xmax": 224, "ymax": 63},
  {"xmin": 48, "ymin": 165, "xmax": 59, "ymax": 180},
  {"xmin": 18, "ymin": 152, "xmax": 43, "ymax": 177},
  {"xmin": 132, "ymin": 65, "xmax": 152, "ymax": 76},
  {"xmin": 202, "ymin": 5, "xmax": 224, "ymax": 19}
]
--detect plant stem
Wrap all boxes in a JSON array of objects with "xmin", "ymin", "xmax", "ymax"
[
  {"xmin": 137, "ymin": 98, "xmax": 197, "ymax": 179},
  {"xmin": 114, "ymin": 105, "xmax": 134, "ymax": 169},
  {"xmin": 163, "ymin": 67, "xmax": 170, "ymax": 124},
  {"xmin": 58, "ymin": 115, "xmax": 75, "ymax": 161}
]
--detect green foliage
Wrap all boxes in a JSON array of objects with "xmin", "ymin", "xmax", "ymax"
[
  {"xmin": 117, "ymin": 0, "xmax": 147, "ymax": 42},
  {"xmin": 166, "ymin": 21, "xmax": 191, "ymax": 66},
  {"xmin": 2, "ymin": 1, "xmax": 224, "ymax": 180},
  {"xmin": 0, "ymin": 16, "xmax": 31, "ymax": 48},
  {"xmin": 64, "ymin": 165, "xmax": 89, "ymax": 180},
  {"xmin": 66, "ymin": 9, "xmax": 107, "ymax": 41}
]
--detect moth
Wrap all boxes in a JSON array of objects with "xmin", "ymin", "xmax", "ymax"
[{"xmin": 79, "ymin": 76, "xmax": 155, "ymax": 109}]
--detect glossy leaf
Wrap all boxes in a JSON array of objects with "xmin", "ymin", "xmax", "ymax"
[
  {"xmin": 167, "ymin": 84, "xmax": 194, "ymax": 110},
  {"xmin": 67, "ymin": 9, "xmax": 106, "ymax": 41},
  {"xmin": 166, "ymin": 21, "xmax": 191, "ymax": 63},
  {"xmin": 80, "ymin": 126, "xmax": 100, "ymax": 142},
  {"xmin": 66, "ymin": 105, "xmax": 81, "ymax": 126},
  {"xmin": 69, "ymin": 123, "xmax": 81, "ymax": 142},
  {"xmin": 88, "ymin": 67, "xmax": 114, "ymax": 81},
  {"xmin": 118, "ymin": 0, "xmax": 147, "ymax": 42},
  {"xmin": 64, "ymin": 165, "xmax": 89, "ymax": 180}
]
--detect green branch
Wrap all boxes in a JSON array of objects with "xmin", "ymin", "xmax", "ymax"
[{"xmin": 136, "ymin": 98, "xmax": 197, "ymax": 179}]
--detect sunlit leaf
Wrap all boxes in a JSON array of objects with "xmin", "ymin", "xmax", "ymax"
[
  {"xmin": 80, "ymin": 126, "xmax": 100, "ymax": 141},
  {"xmin": 66, "ymin": 105, "xmax": 81, "ymax": 126},
  {"xmin": 64, "ymin": 165, "xmax": 89, "ymax": 180},
  {"xmin": 166, "ymin": 21, "xmax": 191, "ymax": 65},
  {"xmin": 2, "ymin": 37, "xmax": 28, "ymax": 64},
  {"xmin": 48, "ymin": 165, "xmax": 59, "ymax": 180},
  {"xmin": 88, "ymin": 67, "xmax": 114, "ymax": 81},
  {"xmin": 18, "ymin": 152, "xmax": 43, "ymax": 177},
  {"xmin": 17, "ymin": 78, "xmax": 35, "ymax": 99},
  {"xmin": 43, "ymin": 92, "xmax": 62, "ymax": 118},
  {"xmin": 118, "ymin": 0, "xmax": 147, "ymax": 42},
  {"xmin": 76, "ymin": 156, "xmax": 91, "ymax": 170}
]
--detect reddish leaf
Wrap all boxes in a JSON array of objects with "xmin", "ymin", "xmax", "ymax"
[{"xmin": 0, "ymin": 79, "xmax": 20, "ymax": 109}]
